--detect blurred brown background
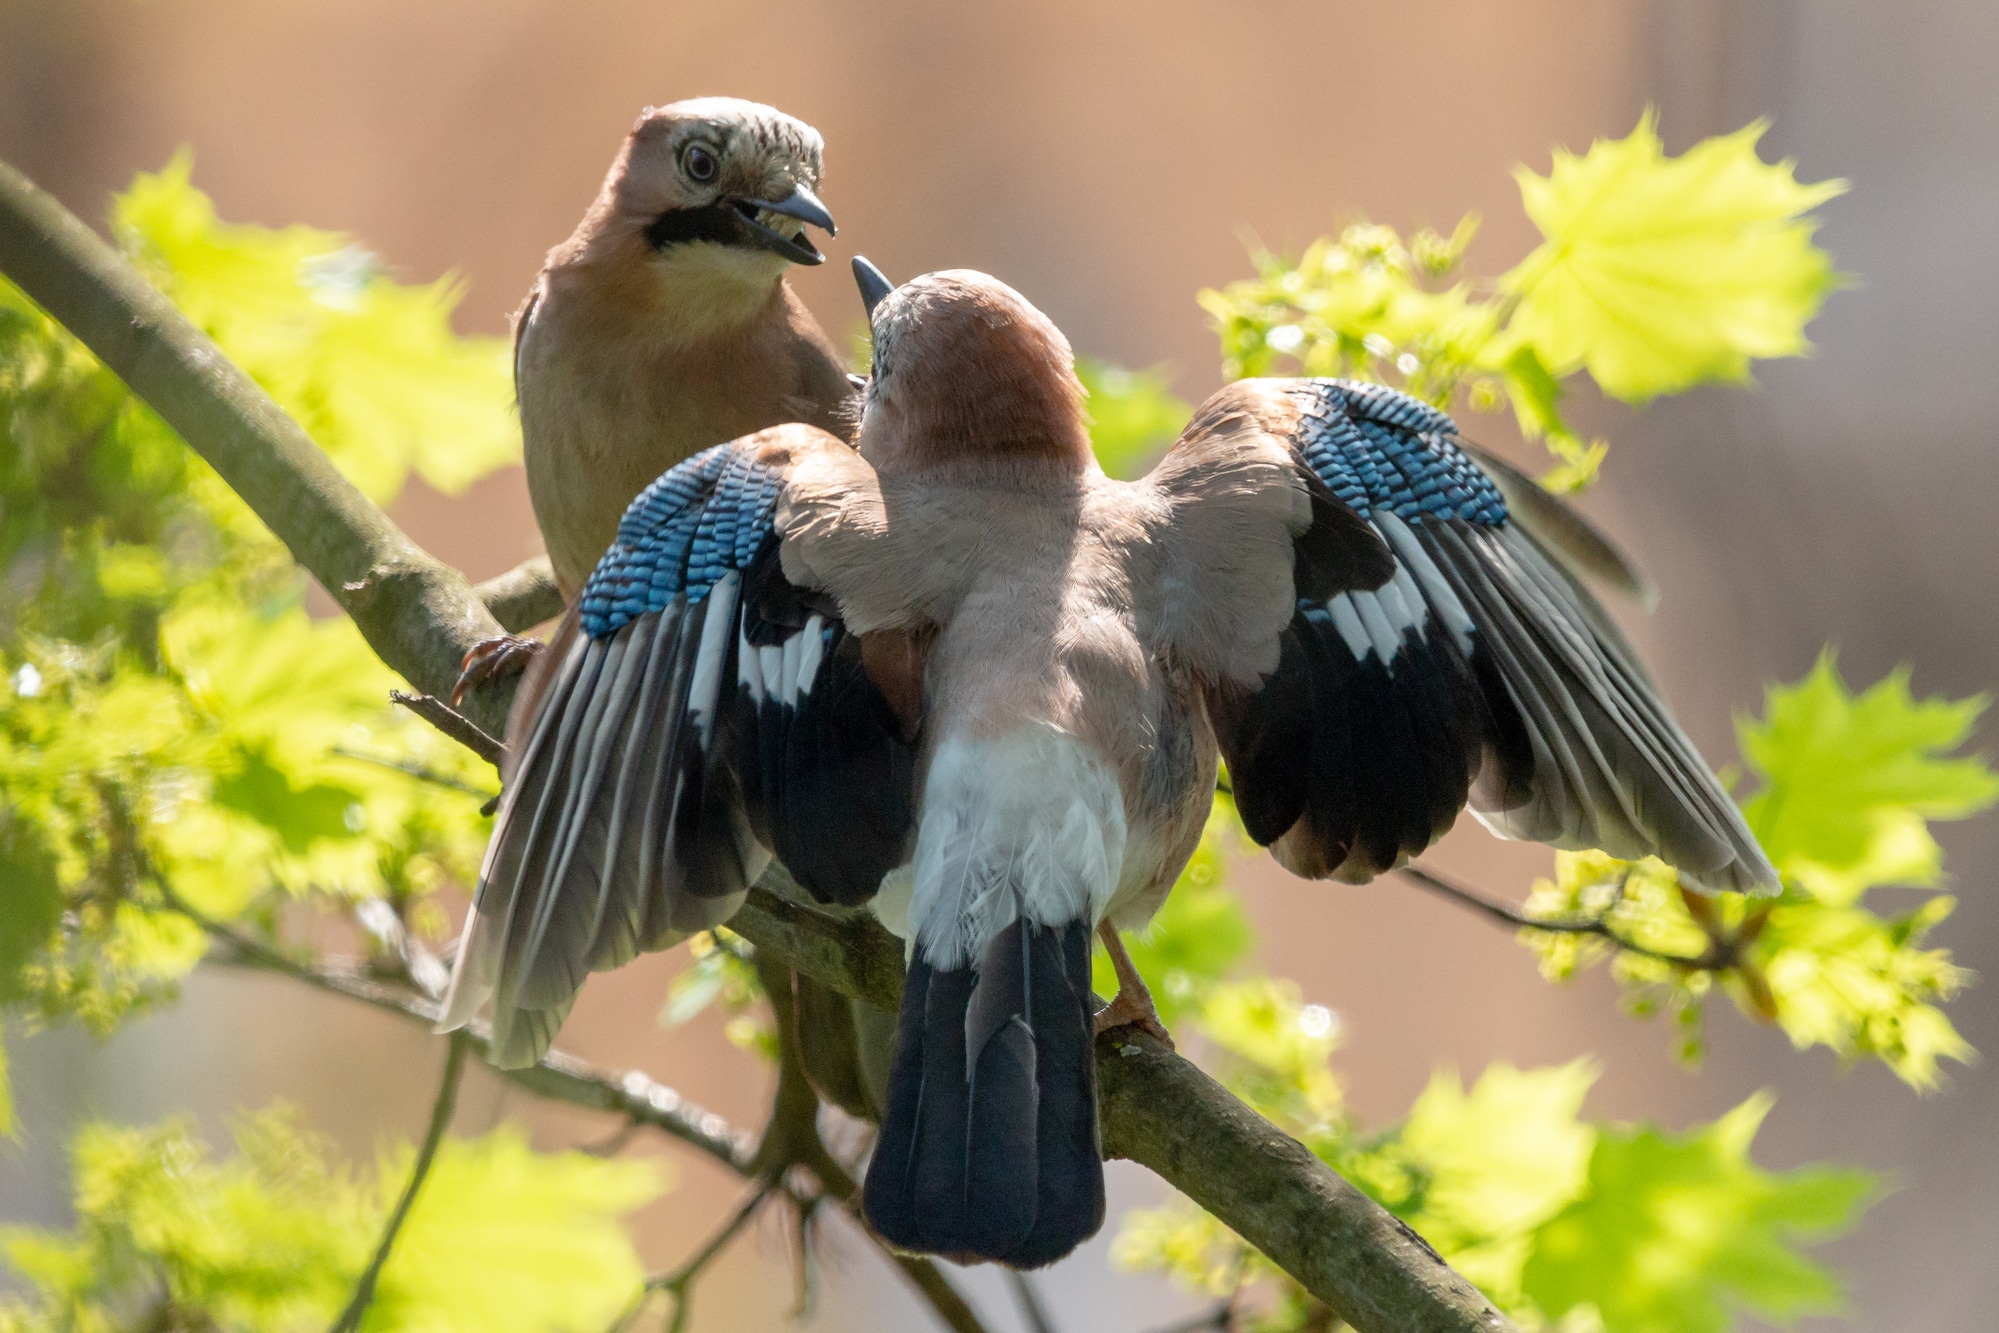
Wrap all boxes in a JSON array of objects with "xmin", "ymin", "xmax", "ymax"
[{"xmin": 4, "ymin": 2, "xmax": 1997, "ymax": 1329}]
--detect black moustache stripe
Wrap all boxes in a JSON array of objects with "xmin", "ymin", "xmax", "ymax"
[{"xmin": 644, "ymin": 203, "xmax": 746, "ymax": 251}]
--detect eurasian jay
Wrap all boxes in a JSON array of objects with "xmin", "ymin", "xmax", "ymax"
[
  {"xmin": 442, "ymin": 261, "xmax": 1776, "ymax": 1269},
  {"xmin": 452, "ymin": 97, "xmax": 851, "ymax": 703}
]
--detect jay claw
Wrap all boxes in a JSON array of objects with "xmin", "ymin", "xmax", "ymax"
[
  {"xmin": 451, "ymin": 635, "xmax": 543, "ymax": 708},
  {"xmin": 1093, "ymin": 920, "xmax": 1175, "ymax": 1049},
  {"xmin": 1093, "ymin": 990, "xmax": 1175, "ymax": 1049}
]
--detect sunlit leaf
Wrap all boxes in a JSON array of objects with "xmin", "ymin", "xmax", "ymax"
[
  {"xmin": 1739, "ymin": 651, "xmax": 1997, "ymax": 905},
  {"xmin": 1522, "ymin": 1093, "xmax": 1874, "ymax": 1333},
  {"xmin": 1756, "ymin": 892, "xmax": 1972, "ymax": 1088},
  {"xmin": 367, "ymin": 1127, "xmax": 663, "ymax": 1333},
  {"xmin": 1196, "ymin": 976, "xmax": 1343, "ymax": 1125},
  {"xmin": 0, "ymin": 1110, "xmax": 366, "ymax": 1329},
  {"xmin": 1197, "ymin": 221, "xmax": 1500, "ymax": 404},
  {"xmin": 112, "ymin": 153, "xmax": 518, "ymax": 503},
  {"xmin": 1526, "ymin": 847, "xmax": 1975, "ymax": 1087},
  {"xmin": 1503, "ymin": 112, "xmax": 1847, "ymax": 402},
  {"xmin": 1396, "ymin": 1062, "xmax": 1599, "ymax": 1303}
]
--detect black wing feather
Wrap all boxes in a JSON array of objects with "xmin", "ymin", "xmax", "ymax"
[
  {"xmin": 440, "ymin": 431, "xmax": 917, "ymax": 1068},
  {"xmin": 1210, "ymin": 379, "xmax": 1777, "ymax": 895}
]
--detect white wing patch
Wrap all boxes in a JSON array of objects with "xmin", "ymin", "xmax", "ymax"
[
  {"xmin": 1375, "ymin": 512, "xmax": 1476, "ymax": 655},
  {"xmin": 686, "ymin": 572, "xmax": 740, "ymax": 741},
  {"xmin": 736, "ymin": 612, "xmax": 829, "ymax": 708}
]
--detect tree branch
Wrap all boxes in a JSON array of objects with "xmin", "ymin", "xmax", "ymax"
[
  {"xmin": 475, "ymin": 556, "xmax": 564, "ymax": 632},
  {"xmin": 390, "ymin": 690, "xmax": 504, "ymax": 766},
  {"xmin": 330, "ymin": 1030, "xmax": 469, "ymax": 1333},
  {"xmin": 0, "ymin": 160, "xmax": 1514, "ymax": 1333}
]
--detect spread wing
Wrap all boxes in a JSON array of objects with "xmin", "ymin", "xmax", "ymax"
[
  {"xmin": 442, "ymin": 424, "xmax": 918, "ymax": 1066},
  {"xmin": 1158, "ymin": 378, "xmax": 1776, "ymax": 896}
]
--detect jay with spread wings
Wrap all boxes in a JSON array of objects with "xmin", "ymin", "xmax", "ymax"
[{"xmin": 442, "ymin": 260, "xmax": 1776, "ymax": 1270}]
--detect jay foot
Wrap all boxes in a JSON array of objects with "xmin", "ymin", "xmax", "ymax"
[
  {"xmin": 451, "ymin": 634, "xmax": 543, "ymax": 707},
  {"xmin": 1092, "ymin": 920, "xmax": 1174, "ymax": 1049}
]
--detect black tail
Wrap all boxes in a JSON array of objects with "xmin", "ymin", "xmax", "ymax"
[{"xmin": 862, "ymin": 918, "xmax": 1104, "ymax": 1268}]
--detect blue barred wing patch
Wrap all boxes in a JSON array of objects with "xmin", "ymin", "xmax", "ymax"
[
  {"xmin": 579, "ymin": 443, "xmax": 787, "ymax": 638},
  {"xmin": 1286, "ymin": 380, "xmax": 1507, "ymax": 527}
]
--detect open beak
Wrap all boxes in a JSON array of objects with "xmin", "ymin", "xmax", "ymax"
[
  {"xmin": 852, "ymin": 256, "xmax": 895, "ymax": 318},
  {"xmin": 733, "ymin": 183, "xmax": 836, "ymax": 266}
]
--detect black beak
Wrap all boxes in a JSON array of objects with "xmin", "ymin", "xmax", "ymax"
[
  {"xmin": 852, "ymin": 256, "xmax": 894, "ymax": 318},
  {"xmin": 732, "ymin": 183, "xmax": 836, "ymax": 266}
]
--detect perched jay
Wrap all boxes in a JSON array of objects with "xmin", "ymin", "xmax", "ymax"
[
  {"xmin": 452, "ymin": 97, "xmax": 850, "ymax": 702},
  {"xmin": 441, "ymin": 262, "xmax": 1776, "ymax": 1269}
]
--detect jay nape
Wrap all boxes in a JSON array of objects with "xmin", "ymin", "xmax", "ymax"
[
  {"xmin": 451, "ymin": 97, "xmax": 852, "ymax": 706},
  {"xmin": 441, "ymin": 260, "xmax": 1777, "ymax": 1270}
]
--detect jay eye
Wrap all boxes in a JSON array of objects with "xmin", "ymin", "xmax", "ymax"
[{"xmin": 681, "ymin": 144, "xmax": 719, "ymax": 184}]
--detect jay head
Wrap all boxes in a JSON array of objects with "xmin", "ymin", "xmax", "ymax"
[
  {"xmin": 446, "ymin": 256, "xmax": 1778, "ymax": 1271},
  {"xmin": 459, "ymin": 95, "xmax": 856, "ymax": 663},
  {"xmin": 563, "ymin": 97, "xmax": 836, "ymax": 333},
  {"xmin": 858, "ymin": 266, "xmax": 1093, "ymax": 477}
]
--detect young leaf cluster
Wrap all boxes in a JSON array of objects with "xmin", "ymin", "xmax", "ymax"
[
  {"xmin": 1521, "ymin": 654, "xmax": 1991, "ymax": 1086},
  {"xmin": 1198, "ymin": 114, "xmax": 1845, "ymax": 491},
  {"xmin": 1110, "ymin": 114, "xmax": 1925, "ymax": 1332}
]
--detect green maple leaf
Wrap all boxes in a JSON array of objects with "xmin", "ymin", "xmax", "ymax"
[
  {"xmin": 111, "ymin": 153, "xmax": 519, "ymax": 503},
  {"xmin": 1739, "ymin": 651, "xmax": 1997, "ymax": 905},
  {"xmin": 1521, "ymin": 1093, "xmax": 1875, "ymax": 1333},
  {"xmin": 1396, "ymin": 1062, "xmax": 1599, "ymax": 1304},
  {"xmin": 1502, "ymin": 111, "xmax": 1847, "ymax": 403}
]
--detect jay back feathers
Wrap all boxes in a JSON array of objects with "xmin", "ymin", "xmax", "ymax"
[{"xmin": 444, "ymin": 258, "xmax": 1777, "ymax": 1269}]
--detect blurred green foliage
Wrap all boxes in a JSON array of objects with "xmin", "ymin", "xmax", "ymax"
[
  {"xmin": 1078, "ymin": 357, "xmax": 1193, "ymax": 480},
  {"xmin": 0, "ymin": 115, "xmax": 1981, "ymax": 1333},
  {"xmin": 1, "ymin": 158, "xmax": 504, "ymax": 1044},
  {"xmin": 0, "ymin": 1109, "xmax": 661, "ymax": 1333}
]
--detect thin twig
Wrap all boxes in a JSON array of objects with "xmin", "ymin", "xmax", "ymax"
[
  {"xmin": 389, "ymin": 690, "xmax": 504, "ymax": 766},
  {"xmin": 331, "ymin": 744, "xmax": 495, "ymax": 799},
  {"xmin": 1007, "ymin": 1272, "xmax": 1062, "ymax": 1333},
  {"xmin": 162, "ymin": 883, "xmax": 756, "ymax": 1173},
  {"xmin": 578, "ymin": 1120, "xmax": 644, "ymax": 1159},
  {"xmin": 1395, "ymin": 862, "xmax": 1712, "ymax": 968},
  {"xmin": 649, "ymin": 1185, "xmax": 774, "ymax": 1294},
  {"xmin": 330, "ymin": 1029, "xmax": 470, "ymax": 1333}
]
